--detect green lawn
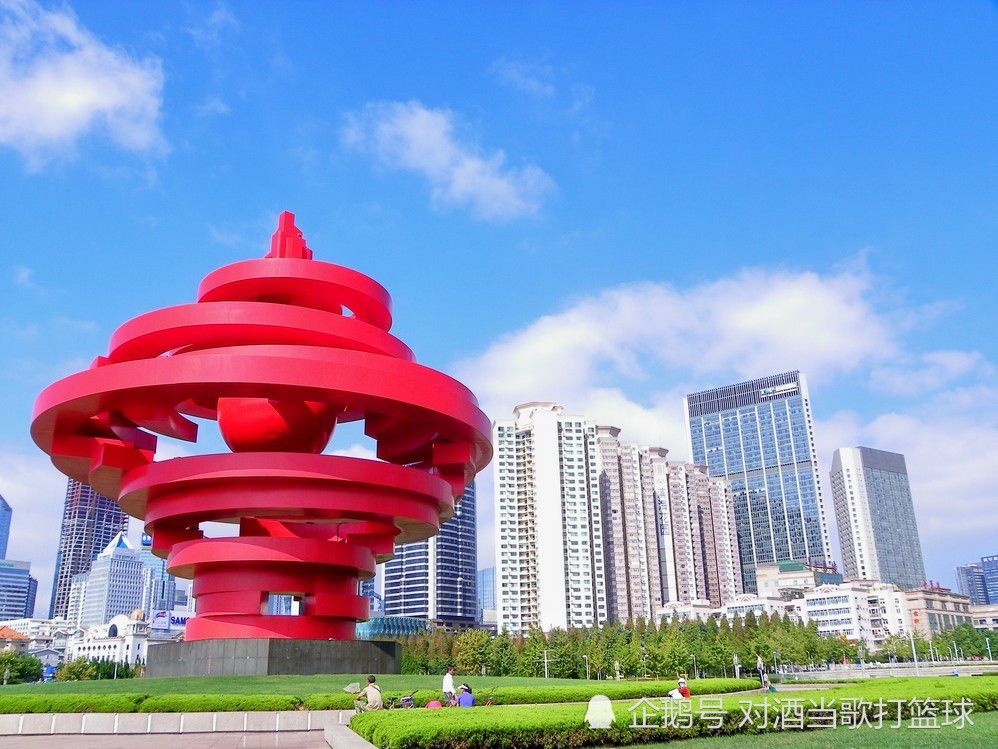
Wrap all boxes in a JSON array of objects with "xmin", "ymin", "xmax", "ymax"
[
  {"xmin": 0, "ymin": 673, "xmax": 594, "ymax": 695},
  {"xmin": 642, "ymin": 707, "xmax": 998, "ymax": 747}
]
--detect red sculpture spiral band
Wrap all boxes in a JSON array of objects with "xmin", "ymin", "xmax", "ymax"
[{"xmin": 31, "ymin": 213, "xmax": 492, "ymax": 640}]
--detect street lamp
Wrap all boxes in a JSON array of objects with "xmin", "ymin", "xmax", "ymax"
[
  {"xmin": 582, "ymin": 654, "xmax": 591, "ymax": 680},
  {"xmin": 773, "ymin": 651, "xmax": 781, "ymax": 677},
  {"xmin": 908, "ymin": 629, "xmax": 920, "ymax": 676},
  {"xmin": 986, "ymin": 637, "xmax": 992, "ymax": 662}
]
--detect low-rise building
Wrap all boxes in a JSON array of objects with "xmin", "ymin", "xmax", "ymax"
[
  {"xmin": 65, "ymin": 612, "xmax": 177, "ymax": 666},
  {"xmin": 0, "ymin": 626, "xmax": 28, "ymax": 653},
  {"xmin": 755, "ymin": 560, "xmax": 843, "ymax": 601},
  {"xmin": 970, "ymin": 603, "xmax": 998, "ymax": 631},
  {"xmin": 904, "ymin": 584, "xmax": 972, "ymax": 637},
  {"xmin": 720, "ymin": 594, "xmax": 799, "ymax": 622},
  {"xmin": 798, "ymin": 581, "xmax": 907, "ymax": 651}
]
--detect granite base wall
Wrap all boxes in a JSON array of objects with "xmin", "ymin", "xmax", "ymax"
[{"xmin": 144, "ymin": 638, "xmax": 400, "ymax": 678}]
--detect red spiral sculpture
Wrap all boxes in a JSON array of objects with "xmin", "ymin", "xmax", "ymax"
[{"xmin": 31, "ymin": 213, "xmax": 492, "ymax": 640}]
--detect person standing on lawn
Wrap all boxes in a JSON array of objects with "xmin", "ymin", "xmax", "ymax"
[{"xmin": 442, "ymin": 666, "xmax": 457, "ymax": 705}]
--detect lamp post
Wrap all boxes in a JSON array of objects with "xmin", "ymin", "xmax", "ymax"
[
  {"xmin": 583, "ymin": 654, "xmax": 591, "ymax": 680},
  {"xmin": 773, "ymin": 651, "xmax": 781, "ymax": 676},
  {"xmin": 908, "ymin": 630, "xmax": 921, "ymax": 676},
  {"xmin": 986, "ymin": 637, "xmax": 992, "ymax": 662}
]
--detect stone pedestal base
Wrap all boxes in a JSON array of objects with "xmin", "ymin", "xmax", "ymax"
[{"xmin": 144, "ymin": 638, "xmax": 400, "ymax": 678}]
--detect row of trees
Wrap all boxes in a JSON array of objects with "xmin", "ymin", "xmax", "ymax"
[
  {"xmin": 401, "ymin": 615, "xmax": 996, "ymax": 679},
  {"xmin": 401, "ymin": 613, "xmax": 860, "ymax": 679},
  {"xmin": 55, "ymin": 658, "xmax": 138, "ymax": 681}
]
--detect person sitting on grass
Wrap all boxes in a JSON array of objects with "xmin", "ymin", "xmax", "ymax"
[
  {"xmin": 667, "ymin": 678, "xmax": 691, "ymax": 700},
  {"xmin": 457, "ymin": 683, "xmax": 475, "ymax": 707},
  {"xmin": 355, "ymin": 675, "xmax": 383, "ymax": 711}
]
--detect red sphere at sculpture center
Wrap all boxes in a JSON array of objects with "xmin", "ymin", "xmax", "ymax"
[{"xmin": 217, "ymin": 397, "xmax": 339, "ymax": 453}]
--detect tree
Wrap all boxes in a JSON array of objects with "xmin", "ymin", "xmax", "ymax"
[
  {"xmin": 456, "ymin": 629, "xmax": 492, "ymax": 674},
  {"xmin": 488, "ymin": 633, "xmax": 517, "ymax": 676},
  {"xmin": 0, "ymin": 652, "xmax": 41, "ymax": 684},
  {"xmin": 56, "ymin": 658, "xmax": 96, "ymax": 682}
]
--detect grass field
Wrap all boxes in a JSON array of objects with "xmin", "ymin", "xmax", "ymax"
[
  {"xmin": 642, "ymin": 708, "xmax": 998, "ymax": 747},
  {"xmin": 0, "ymin": 673, "xmax": 593, "ymax": 695}
]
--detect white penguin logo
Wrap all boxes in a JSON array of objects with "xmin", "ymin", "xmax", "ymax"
[{"xmin": 585, "ymin": 694, "xmax": 615, "ymax": 729}]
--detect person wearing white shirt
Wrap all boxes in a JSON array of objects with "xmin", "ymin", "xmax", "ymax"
[{"xmin": 442, "ymin": 666, "xmax": 456, "ymax": 705}]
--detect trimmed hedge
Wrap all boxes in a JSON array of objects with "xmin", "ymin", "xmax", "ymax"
[
  {"xmin": 137, "ymin": 694, "xmax": 301, "ymax": 713},
  {"xmin": 0, "ymin": 694, "xmax": 146, "ymax": 714},
  {"xmin": 351, "ymin": 676, "xmax": 998, "ymax": 749}
]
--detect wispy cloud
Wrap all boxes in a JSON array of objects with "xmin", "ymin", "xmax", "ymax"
[
  {"xmin": 194, "ymin": 96, "xmax": 230, "ymax": 117},
  {"xmin": 491, "ymin": 58, "xmax": 556, "ymax": 98},
  {"xmin": 0, "ymin": 0, "xmax": 166, "ymax": 169},
  {"xmin": 187, "ymin": 3, "xmax": 238, "ymax": 51},
  {"xmin": 342, "ymin": 100, "xmax": 554, "ymax": 221},
  {"xmin": 12, "ymin": 265, "xmax": 37, "ymax": 289}
]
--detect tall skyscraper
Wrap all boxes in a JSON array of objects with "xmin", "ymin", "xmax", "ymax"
[
  {"xmin": 0, "ymin": 560, "xmax": 37, "ymax": 619},
  {"xmin": 494, "ymin": 403, "xmax": 607, "ymax": 634},
  {"xmin": 659, "ymin": 463, "xmax": 743, "ymax": 608},
  {"xmin": 476, "ymin": 567, "xmax": 495, "ymax": 624},
  {"xmin": 956, "ymin": 563, "xmax": 988, "ymax": 605},
  {"xmin": 74, "ymin": 531, "xmax": 144, "ymax": 629},
  {"xmin": 830, "ymin": 447, "xmax": 926, "ymax": 590},
  {"xmin": 983, "ymin": 555, "xmax": 998, "ymax": 605},
  {"xmin": 0, "ymin": 494, "xmax": 11, "ymax": 559},
  {"xmin": 383, "ymin": 484, "xmax": 477, "ymax": 628},
  {"xmin": 49, "ymin": 479, "xmax": 129, "ymax": 619},
  {"xmin": 137, "ymin": 533, "xmax": 177, "ymax": 614},
  {"xmin": 685, "ymin": 371, "xmax": 832, "ymax": 592}
]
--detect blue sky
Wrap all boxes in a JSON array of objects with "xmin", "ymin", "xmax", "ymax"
[{"xmin": 0, "ymin": 1, "xmax": 995, "ymax": 615}]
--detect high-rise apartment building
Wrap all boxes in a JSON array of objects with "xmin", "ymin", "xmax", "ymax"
[
  {"xmin": 383, "ymin": 484, "xmax": 477, "ymax": 628},
  {"xmin": 0, "ymin": 494, "xmax": 11, "ymax": 559},
  {"xmin": 49, "ymin": 479, "xmax": 129, "ymax": 619},
  {"xmin": 0, "ymin": 560, "xmax": 37, "ymax": 619},
  {"xmin": 830, "ymin": 447, "xmax": 926, "ymax": 590},
  {"xmin": 494, "ymin": 403, "xmax": 607, "ymax": 634},
  {"xmin": 74, "ymin": 532, "xmax": 144, "ymax": 629},
  {"xmin": 956, "ymin": 563, "xmax": 989, "ymax": 605},
  {"xmin": 660, "ymin": 463, "xmax": 743, "ymax": 608},
  {"xmin": 598, "ymin": 430, "xmax": 667, "ymax": 621},
  {"xmin": 685, "ymin": 371, "xmax": 832, "ymax": 592}
]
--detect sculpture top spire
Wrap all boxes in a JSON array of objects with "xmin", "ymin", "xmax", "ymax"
[{"xmin": 267, "ymin": 211, "xmax": 312, "ymax": 260}]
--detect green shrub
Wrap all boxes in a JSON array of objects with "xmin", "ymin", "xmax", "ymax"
[
  {"xmin": 138, "ymin": 694, "xmax": 300, "ymax": 713},
  {"xmin": 0, "ymin": 694, "xmax": 144, "ymax": 714},
  {"xmin": 351, "ymin": 676, "xmax": 998, "ymax": 749},
  {"xmin": 303, "ymin": 693, "xmax": 357, "ymax": 710}
]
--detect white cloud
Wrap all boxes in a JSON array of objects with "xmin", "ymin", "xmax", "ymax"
[
  {"xmin": 870, "ymin": 350, "xmax": 993, "ymax": 396},
  {"xmin": 0, "ymin": 0, "xmax": 165, "ymax": 168},
  {"xmin": 0, "ymin": 448, "xmax": 67, "ymax": 616},
  {"xmin": 491, "ymin": 58, "xmax": 556, "ymax": 98},
  {"xmin": 458, "ymin": 265, "xmax": 894, "ymax": 432},
  {"xmin": 458, "ymin": 262, "xmax": 996, "ymax": 581},
  {"xmin": 342, "ymin": 100, "xmax": 554, "ymax": 221}
]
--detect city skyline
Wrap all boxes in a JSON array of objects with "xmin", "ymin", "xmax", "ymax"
[{"xmin": 1, "ymin": 1, "xmax": 995, "ymax": 613}]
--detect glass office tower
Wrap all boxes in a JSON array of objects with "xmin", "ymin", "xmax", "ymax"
[
  {"xmin": 0, "ymin": 494, "xmax": 11, "ymax": 559},
  {"xmin": 383, "ymin": 483, "xmax": 477, "ymax": 628},
  {"xmin": 685, "ymin": 371, "xmax": 832, "ymax": 592}
]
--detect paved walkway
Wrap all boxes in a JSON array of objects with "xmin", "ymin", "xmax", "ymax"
[{"xmin": 0, "ymin": 733, "xmax": 327, "ymax": 748}]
